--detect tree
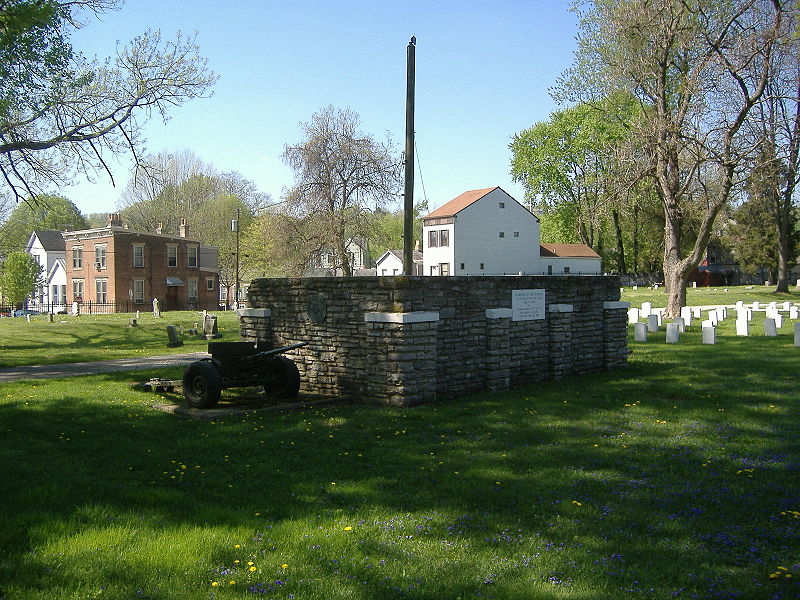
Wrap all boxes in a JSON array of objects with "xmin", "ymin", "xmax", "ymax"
[
  {"xmin": 557, "ymin": 0, "xmax": 787, "ymax": 316},
  {"xmin": 0, "ymin": 1, "xmax": 217, "ymax": 201},
  {"xmin": 0, "ymin": 250, "xmax": 42, "ymax": 307},
  {"xmin": 282, "ymin": 106, "xmax": 401, "ymax": 276},
  {"xmin": 743, "ymin": 20, "xmax": 800, "ymax": 292},
  {"xmin": 0, "ymin": 194, "xmax": 88, "ymax": 254}
]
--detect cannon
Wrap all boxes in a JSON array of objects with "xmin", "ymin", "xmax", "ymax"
[{"xmin": 182, "ymin": 341, "xmax": 307, "ymax": 409}]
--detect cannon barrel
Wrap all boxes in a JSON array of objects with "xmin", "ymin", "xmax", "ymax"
[{"xmin": 239, "ymin": 341, "xmax": 307, "ymax": 369}]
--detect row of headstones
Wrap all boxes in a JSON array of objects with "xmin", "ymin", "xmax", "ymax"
[
  {"xmin": 165, "ymin": 314, "xmax": 222, "ymax": 347},
  {"xmin": 630, "ymin": 301, "xmax": 800, "ymax": 346}
]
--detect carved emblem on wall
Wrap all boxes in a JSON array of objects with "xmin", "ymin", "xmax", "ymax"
[{"xmin": 306, "ymin": 293, "xmax": 327, "ymax": 324}]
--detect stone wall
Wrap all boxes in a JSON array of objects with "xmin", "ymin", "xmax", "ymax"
[{"xmin": 239, "ymin": 276, "xmax": 628, "ymax": 406}]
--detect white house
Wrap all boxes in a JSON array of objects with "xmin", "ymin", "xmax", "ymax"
[
  {"xmin": 422, "ymin": 187, "xmax": 541, "ymax": 276},
  {"xmin": 540, "ymin": 244, "xmax": 602, "ymax": 275},
  {"xmin": 375, "ymin": 249, "xmax": 423, "ymax": 276},
  {"xmin": 25, "ymin": 229, "xmax": 68, "ymax": 312},
  {"xmin": 311, "ymin": 238, "xmax": 372, "ymax": 276}
]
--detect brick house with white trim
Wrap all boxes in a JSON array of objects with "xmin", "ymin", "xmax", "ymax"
[{"xmin": 63, "ymin": 214, "xmax": 220, "ymax": 312}]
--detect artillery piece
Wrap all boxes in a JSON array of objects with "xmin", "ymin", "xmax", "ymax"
[{"xmin": 182, "ymin": 341, "xmax": 306, "ymax": 408}]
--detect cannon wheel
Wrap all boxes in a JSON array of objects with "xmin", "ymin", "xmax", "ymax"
[
  {"xmin": 183, "ymin": 360, "xmax": 222, "ymax": 408},
  {"xmin": 264, "ymin": 356, "xmax": 301, "ymax": 400}
]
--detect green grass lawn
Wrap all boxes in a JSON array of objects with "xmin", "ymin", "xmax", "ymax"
[
  {"xmin": 0, "ymin": 311, "xmax": 240, "ymax": 367},
  {"xmin": 1, "ymin": 315, "xmax": 798, "ymax": 598},
  {"xmin": 621, "ymin": 283, "xmax": 800, "ymax": 308}
]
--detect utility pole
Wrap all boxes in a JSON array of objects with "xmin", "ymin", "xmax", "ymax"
[
  {"xmin": 232, "ymin": 208, "xmax": 240, "ymax": 309},
  {"xmin": 403, "ymin": 36, "xmax": 416, "ymax": 275}
]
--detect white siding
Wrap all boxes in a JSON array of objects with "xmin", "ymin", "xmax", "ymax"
[
  {"xmin": 540, "ymin": 257, "xmax": 602, "ymax": 275},
  {"xmin": 423, "ymin": 188, "xmax": 539, "ymax": 276},
  {"xmin": 422, "ymin": 223, "xmax": 455, "ymax": 275},
  {"xmin": 376, "ymin": 252, "xmax": 404, "ymax": 276}
]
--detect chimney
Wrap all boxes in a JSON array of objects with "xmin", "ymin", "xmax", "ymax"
[
  {"xmin": 107, "ymin": 213, "xmax": 123, "ymax": 228},
  {"xmin": 155, "ymin": 222, "xmax": 163, "ymax": 235},
  {"xmin": 179, "ymin": 218, "xmax": 187, "ymax": 238}
]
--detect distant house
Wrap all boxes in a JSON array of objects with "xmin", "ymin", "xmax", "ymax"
[
  {"xmin": 375, "ymin": 249, "xmax": 423, "ymax": 276},
  {"xmin": 25, "ymin": 229, "xmax": 68, "ymax": 312},
  {"xmin": 62, "ymin": 214, "xmax": 220, "ymax": 312},
  {"xmin": 422, "ymin": 187, "xmax": 541, "ymax": 276},
  {"xmin": 539, "ymin": 243, "xmax": 602, "ymax": 275},
  {"xmin": 311, "ymin": 238, "xmax": 372, "ymax": 276}
]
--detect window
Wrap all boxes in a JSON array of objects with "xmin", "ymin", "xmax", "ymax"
[
  {"xmin": 439, "ymin": 263, "xmax": 450, "ymax": 276},
  {"xmin": 51, "ymin": 284, "xmax": 58, "ymax": 304},
  {"xmin": 188, "ymin": 278, "xmax": 198, "ymax": 302},
  {"xmin": 460, "ymin": 263, "xmax": 465, "ymax": 270},
  {"xmin": 480, "ymin": 263, "xmax": 485, "ymax": 270},
  {"xmin": 206, "ymin": 277, "xmax": 215, "ymax": 291},
  {"xmin": 220, "ymin": 287, "xmax": 228, "ymax": 301},
  {"xmin": 167, "ymin": 245, "xmax": 178, "ymax": 267},
  {"xmin": 429, "ymin": 265, "xmax": 438, "ymax": 276},
  {"xmin": 95, "ymin": 279, "xmax": 107, "ymax": 303},
  {"xmin": 439, "ymin": 229, "xmax": 449, "ymax": 247},
  {"xmin": 547, "ymin": 265, "xmax": 553, "ymax": 275},
  {"xmin": 499, "ymin": 202, "xmax": 505, "ymax": 208},
  {"xmin": 513, "ymin": 232, "xmax": 520, "ymax": 237},
  {"xmin": 188, "ymin": 246, "xmax": 198, "ymax": 268},
  {"xmin": 133, "ymin": 279, "xmax": 145, "ymax": 303},
  {"xmin": 72, "ymin": 279, "xmax": 84, "ymax": 301},
  {"xmin": 60, "ymin": 285, "xmax": 66, "ymax": 304},
  {"xmin": 95, "ymin": 244, "xmax": 106, "ymax": 269},
  {"xmin": 563, "ymin": 266, "xmax": 570, "ymax": 274},
  {"xmin": 499, "ymin": 232, "xmax": 505, "ymax": 238},
  {"xmin": 133, "ymin": 244, "xmax": 144, "ymax": 268},
  {"xmin": 428, "ymin": 230, "xmax": 438, "ymax": 248},
  {"xmin": 72, "ymin": 247, "xmax": 83, "ymax": 269}
]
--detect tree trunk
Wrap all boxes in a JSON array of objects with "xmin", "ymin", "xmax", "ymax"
[
  {"xmin": 612, "ymin": 209, "xmax": 626, "ymax": 273},
  {"xmin": 664, "ymin": 260, "xmax": 688, "ymax": 318}
]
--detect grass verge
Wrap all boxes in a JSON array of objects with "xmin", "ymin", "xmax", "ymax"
[{"xmin": 1, "ymin": 326, "xmax": 798, "ymax": 599}]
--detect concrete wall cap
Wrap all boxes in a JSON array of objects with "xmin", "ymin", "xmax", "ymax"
[
  {"xmin": 485, "ymin": 308, "xmax": 513, "ymax": 319},
  {"xmin": 236, "ymin": 308, "xmax": 271, "ymax": 318},
  {"xmin": 603, "ymin": 301, "xmax": 631, "ymax": 310},
  {"xmin": 548, "ymin": 304, "xmax": 574, "ymax": 313},
  {"xmin": 364, "ymin": 311, "xmax": 440, "ymax": 323}
]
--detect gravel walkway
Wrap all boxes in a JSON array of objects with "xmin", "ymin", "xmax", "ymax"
[{"xmin": 0, "ymin": 352, "xmax": 209, "ymax": 383}]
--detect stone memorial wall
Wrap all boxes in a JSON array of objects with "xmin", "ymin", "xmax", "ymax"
[{"xmin": 239, "ymin": 276, "xmax": 629, "ymax": 406}]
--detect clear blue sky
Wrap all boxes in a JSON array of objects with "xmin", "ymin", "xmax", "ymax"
[{"xmin": 67, "ymin": 0, "xmax": 578, "ymax": 215}]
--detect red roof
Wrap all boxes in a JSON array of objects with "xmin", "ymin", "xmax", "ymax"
[
  {"xmin": 424, "ymin": 187, "xmax": 499, "ymax": 219},
  {"xmin": 540, "ymin": 243, "xmax": 600, "ymax": 258}
]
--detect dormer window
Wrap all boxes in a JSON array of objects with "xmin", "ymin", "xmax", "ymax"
[{"xmin": 499, "ymin": 202, "xmax": 505, "ymax": 208}]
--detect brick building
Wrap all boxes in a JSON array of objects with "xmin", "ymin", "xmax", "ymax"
[{"xmin": 62, "ymin": 214, "xmax": 220, "ymax": 312}]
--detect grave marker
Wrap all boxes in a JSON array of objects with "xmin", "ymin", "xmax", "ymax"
[
  {"xmin": 647, "ymin": 314, "xmax": 659, "ymax": 333},
  {"xmin": 641, "ymin": 302, "xmax": 652, "ymax": 317},
  {"xmin": 628, "ymin": 308, "xmax": 640, "ymax": 324},
  {"xmin": 680, "ymin": 306, "xmax": 692, "ymax": 327},
  {"xmin": 736, "ymin": 319, "xmax": 749, "ymax": 336},
  {"xmin": 795, "ymin": 322, "xmax": 800, "ymax": 347},
  {"xmin": 702, "ymin": 325, "xmax": 716, "ymax": 344},
  {"xmin": 674, "ymin": 317, "xmax": 686, "ymax": 333},
  {"xmin": 764, "ymin": 318, "xmax": 777, "ymax": 337},
  {"xmin": 666, "ymin": 323, "xmax": 680, "ymax": 343},
  {"xmin": 204, "ymin": 314, "xmax": 222, "ymax": 339},
  {"xmin": 634, "ymin": 322, "xmax": 648, "ymax": 342},
  {"xmin": 166, "ymin": 325, "xmax": 183, "ymax": 347}
]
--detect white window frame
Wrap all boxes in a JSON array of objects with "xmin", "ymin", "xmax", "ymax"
[
  {"xmin": 133, "ymin": 244, "xmax": 144, "ymax": 268},
  {"xmin": 167, "ymin": 244, "xmax": 178, "ymax": 267},
  {"xmin": 206, "ymin": 277, "xmax": 215, "ymax": 291},
  {"xmin": 188, "ymin": 278, "xmax": 198, "ymax": 302},
  {"xmin": 72, "ymin": 247, "xmax": 83, "ymax": 269},
  {"xmin": 95, "ymin": 244, "xmax": 107, "ymax": 269},
  {"xmin": 187, "ymin": 246, "xmax": 198, "ymax": 268},
  {"xmin": 72, "ymin": 279, "xmax": 84, "ymax": 301},
  {"xmin": 95, "ymin": 278, "xmax": 108, "ymax": 303},
  {"xmin": 133, "ymin": 279, "xmax": 145, "ymax": 304}
]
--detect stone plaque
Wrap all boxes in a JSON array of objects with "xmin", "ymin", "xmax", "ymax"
[
  {"xmin": 306, "ymin": 293, "xmax": 327, "ymax": 324},
  {"xmin": 511, "ymin": 289, "xmax": 545, "ymax": 321}
]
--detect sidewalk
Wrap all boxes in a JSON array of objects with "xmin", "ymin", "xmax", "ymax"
[{"xmin": 0, "ymin": 352, "xmax": 209, "ymax": 383}]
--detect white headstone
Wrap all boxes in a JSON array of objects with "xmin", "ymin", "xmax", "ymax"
[
  {"xmin": 641, "ymin": 302, "xmax": 652, "ymax": 317},
  {"xmin": 634, "ymin": 322, "xmax": 648, "ymax": 342},
  {"xmin": 666, "ymin": 323, "xmax": 680, "ymax": 343},
  {"xmin": 752, "ymin": 301, "xmax": 760, "ymax": 311},
  {"xmin": 783, "ymin": 301, "xmax": 792, "ymax": 311},
  {"xmin": 735, "ymin": 300, "xmax": 744, "ymax": 309},
  {"xmin": 628, "ymin": 308, "xmax": 640, "ymax": 324},
  {"xmin": 764, "ymin": 318, "xmax": 777, "ymax": 337},
  {"xmin": 647, "ymin": 314, "xmax": 659, "ymax": 333},
  {"xmin": 692, "ymin": 307, "xmax": 702, "ymax": 319},
  {"xmin": 796, "ymin": 279, "xmax": 800, "ymax": 288},
  {"xmin": 72, "ymin": 301, "xmax": 79, "ymax": 316},
  {"xmin": 702, "ymin": 325, "xmax": 716, "ymax": 344},
  {"xmin": 791, "ymin": 307, "xmax": 798, "ymax": 320},
  {"xmin": 702, "ymin": 319, "xmax": 713, "ymax": 328},
  {"xmin": 692, "ymin": 281, "xmax": 697, "ymax": 288},
  {"xmin": 769, "ymin": 302, "xmax": 778, "ymax": 312},
  {"xmin": 736, "ymin": 319, "xmax": 749, "ymax": 336},
  {"xmin": 633, "ymin": 285, "xmax": 638, "ymax": 291},
  {"xmin": 680, "ymin": 306, "xmax": 692, "ymax": 327},
  {"xmin": 653, "ymin": 308, "xmax": 664, "ymax": 326},
  {"xmin": 775, "ymin": 314, "xmax": 783, "ymax": 329},
  {"xmin": 708, "ymin": 312, "xmax": 719, "ymax": 327},
  {"xmin": 795, "ymin": 322, "xmax": 800, "ymax": 347},
  {"xmin": 674, "ymin": 317, "xmax": 686, "ymax": 333}
]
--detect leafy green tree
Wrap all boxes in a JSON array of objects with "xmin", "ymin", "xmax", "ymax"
[
  {"xmin": 556, "ymin": 0, "xmax": 786, "ymax": 315},
  {"xmin": 0, "ymin": 194, "xmax": 87, "ymax": 254},
  {"xmin": 0, "ymin": 1, "xmax": 217, "ymax": 201},
  {"xmin": 0, "ymin": 250, "xmax": 42, "ymax": 307}
]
